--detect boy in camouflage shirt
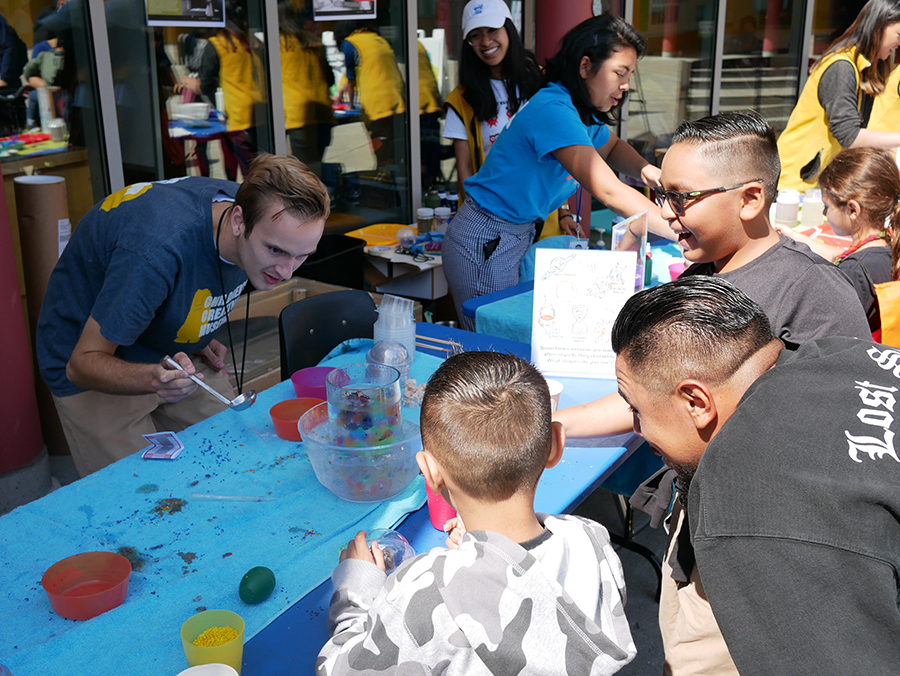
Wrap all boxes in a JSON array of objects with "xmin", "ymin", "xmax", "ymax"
[{"xmin": 317, "ymin": 351, "xmax": 636, "ymax": 675}]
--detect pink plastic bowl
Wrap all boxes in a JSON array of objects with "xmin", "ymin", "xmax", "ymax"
[
  {"xmin": 41, "ymin": 551, "xmax": 132, "ymax": 620},
  {"xmin": 290, "ymin": 366, "xmax": 335, "ymax": 400}
]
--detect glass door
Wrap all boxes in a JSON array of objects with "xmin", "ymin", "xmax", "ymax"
[
  {"xmin": 300, "ymin": 0, "xmax": 412, "ymax": 229},
  {"xmin": 107, "ymin": 0, "xmax": 276, "ymax": 185},
  {"xmin": 0, "ymin": 0, "xmax": 110, "ymax": 221}
]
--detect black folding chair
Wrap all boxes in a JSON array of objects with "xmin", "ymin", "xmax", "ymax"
[{"xmin": 278, "ymin": 289, "xmax": 379, "ymax": 380}]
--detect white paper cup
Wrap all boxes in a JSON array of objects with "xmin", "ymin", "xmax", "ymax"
[{"xmin": 545, "ymin": 379, "xmax": 563, "ymax": 412}]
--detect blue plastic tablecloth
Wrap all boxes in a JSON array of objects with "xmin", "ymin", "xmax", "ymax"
[{"xmin": 0, "ymin": 340, "xmax": 432, "ymax": 676}]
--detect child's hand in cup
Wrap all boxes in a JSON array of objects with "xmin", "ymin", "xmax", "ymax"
[
  {"xmin": 443, "ymin": 517, "xmax": 466, "ymax": 549},
  {"xmin": 340, "ymin": 531, "xmax": 387, "ymax": 571}
]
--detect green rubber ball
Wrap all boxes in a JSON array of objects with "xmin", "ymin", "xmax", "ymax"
[{"xmin": 239, "ymin": 566, "xmax": 276, "ymax": 604}]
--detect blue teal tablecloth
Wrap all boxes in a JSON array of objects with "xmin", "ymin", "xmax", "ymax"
[{"xmin": 0, "ymin": 340, "xmax": 432, "ymax": 676}]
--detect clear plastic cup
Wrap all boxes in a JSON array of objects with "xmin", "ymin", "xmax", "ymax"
[
  {"xmin": 366, "ymin": 529, "xmax": 416, "ymax": 571},
  {"xmin": 377, "ymin": 294, "xmax": 415, "ymax": 317}
]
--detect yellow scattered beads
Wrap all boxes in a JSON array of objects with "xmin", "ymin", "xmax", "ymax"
[{"xmin": 193, "ymin": 625, "xmax": 238, "ymax": 647}]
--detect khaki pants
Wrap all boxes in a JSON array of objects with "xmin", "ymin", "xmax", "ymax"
[
  {"xmin": 660, "ymin": 500, "xmax": 739, "ymax": 676},
  {"xmin": 53, "ymin": 363, "xmax": 232, "ymax": 477}
]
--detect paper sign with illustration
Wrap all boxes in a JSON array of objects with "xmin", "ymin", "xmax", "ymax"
[{"xmin": 531, "ymin": 248, "xmax": 637, "ymax": 379}]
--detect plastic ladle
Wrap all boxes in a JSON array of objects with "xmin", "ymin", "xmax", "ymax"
[{"xmin": 163, "ymin": 356, "xmax": 256, "ymax": 411}]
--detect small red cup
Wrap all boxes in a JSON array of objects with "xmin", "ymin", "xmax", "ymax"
[{"xmin": 425, "ymin": 482, "xmax": 457, "ymax": 531}]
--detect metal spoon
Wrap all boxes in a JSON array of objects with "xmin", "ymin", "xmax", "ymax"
[{"xmin": 164, "ymin": 356, "xmax": 257, "ymax": 411}]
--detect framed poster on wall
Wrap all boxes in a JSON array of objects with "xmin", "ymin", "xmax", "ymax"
[
  {"xmin": 313, "ymin": 0, "xmax": 377, "ymax": 21},
  {"xmin": 146, "ymin": 0, "xmax": 225, "ymax": 27}
]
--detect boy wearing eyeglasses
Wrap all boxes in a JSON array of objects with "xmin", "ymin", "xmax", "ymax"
[{"xmin": 555, "ymin": 111, "xmax": 869, "ymax": 676}]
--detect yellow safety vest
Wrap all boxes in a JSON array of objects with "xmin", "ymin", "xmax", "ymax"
[
  {"xmin": 209, "ymin": 32, "xmax": 263, "ymax": 132},
  {"xmin": 280, "ymin": 35, "xmax": 334, "ymax": 130},
  {"xmin": 777, "ymin": 49, "xmax": 870, "ymax": 192},
  {"xmin": 418, "ymin": 41, "xmax": 442, "ymax": 115},
  {"xmin": 344, "ymin": 31, "xmax": 406, "ymax": 122},
  {"xmin": 870, "ymin": 63, "xmax": 900, "ymax": 132}
]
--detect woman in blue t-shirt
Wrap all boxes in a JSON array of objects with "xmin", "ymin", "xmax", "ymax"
[{"xmin": 442, "ymin": 14, "xmax": 669, "ymax": 328}]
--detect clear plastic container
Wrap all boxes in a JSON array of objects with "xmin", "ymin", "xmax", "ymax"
[
  {"xmin": 433, "ymin": 207, "xmax": 451, "ymax": 234},
  {"xmin": 774, "ymin": 189, "xmax": 800, "ymax": 225},
  {"xmin": 416, "ymin": 207, "xmax": 434, "ymax": 235},
  {"xmin": 375, "ymin": 295, "xmax": 416, "ymax": 363},
  {"xmin": 367, "ymin": 340, "xmax": 411, "ymax": 382},
  {"xmin": 800, "ymin": 189, "xmax": 824, "ymax": 229}
]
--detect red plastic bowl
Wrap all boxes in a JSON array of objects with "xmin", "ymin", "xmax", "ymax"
[
  {"xmin": 270, "ymin": 397, "xmax": 324, "ymax": 441},
  {"xmin": 290, "ymin": 367, "xmax": 334, "ymax": 400},
  {"xmin": 41, "ymin": 551, "xmax": 132, "ymax": 620}
]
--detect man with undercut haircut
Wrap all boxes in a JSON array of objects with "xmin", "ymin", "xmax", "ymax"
[
  {"xmin": 555, "ymin": 111, "xmax": 870, "ymax": 675},
  {"xmin": 613, "ymin": 276, "xmax": 900, "ymax": 676},
  {"xmin": 317, "ymin": 351, "xmax": 636, "ymax": 675}
]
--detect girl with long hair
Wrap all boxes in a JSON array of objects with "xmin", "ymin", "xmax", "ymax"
[
  {"xmin": 776, "ymin": 147, "xmax": 900, "ymax": 336},
  {"xmin": 278, "ymin": 0, "xmax": 334, "ymax": 176}
]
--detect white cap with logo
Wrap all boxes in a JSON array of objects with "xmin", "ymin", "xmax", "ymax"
[{"xmin": 462, "ymin": 0, "xmax": 512, "ymax": 40}]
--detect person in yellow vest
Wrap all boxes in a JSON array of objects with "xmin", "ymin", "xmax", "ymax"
[
  {"xmin": 278, "ymin": 0, "xmax": 334, "ymax": 177},
  {"xmin": 442, "ymin": 0, "xmax": 570, "ymax": 238},
  {"xmin": 200, "ymin": 2, "xmax": 264, "ymax": 180},
  {"xmin": 333, "ymin": 21, "xmax": 406, "ymax": 168},
  {"xmin": 777, "ymin": 0, "xmax": 900, "ymax": 192},
  {"xmin": 419, "ymin": 39, "xmax": 443, "ymax": 189}
]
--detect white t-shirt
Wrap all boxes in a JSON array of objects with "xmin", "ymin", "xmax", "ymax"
[{"xmin": 443, "ymin": 79, "xmax": 520, "ymax": 158}]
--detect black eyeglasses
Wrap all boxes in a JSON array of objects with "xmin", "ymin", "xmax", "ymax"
[
  {"xmin": 653, "ymin": 179, "xmax": 762, "ymax": 216},
  {"xmin": 466, "ymin": 27, "xmax": 502, "ymax": 47}
]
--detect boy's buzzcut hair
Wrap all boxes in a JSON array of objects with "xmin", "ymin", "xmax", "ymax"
[
  {"xmin": 612, "ymin": 276, "xmax": 776, "ymax": 396},
  {"xmin": 671, "ymin": 111, "xmax": 780, "ymax": 209},
  {"xmin": 234, "ymin": 153, "xmax": 330, "ymax": 236},
  {"xmin": 420, "ymin": 351, "xmax": 552, "ymax": 501}
]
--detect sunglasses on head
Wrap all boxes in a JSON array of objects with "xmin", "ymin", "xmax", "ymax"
[{"xmin": 652, "ymin": 179, "xmax": 762, "ymax": 216}]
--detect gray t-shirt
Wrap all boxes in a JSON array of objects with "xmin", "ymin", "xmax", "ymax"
[{"xmin": 684, "ymin": 236, "xmax": 871, "ymax": 348}]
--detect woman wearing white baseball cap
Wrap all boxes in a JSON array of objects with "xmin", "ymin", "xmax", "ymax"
[{"xmin": 444, "ymin": 0, "xmax": 569, "ymax": 240}]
